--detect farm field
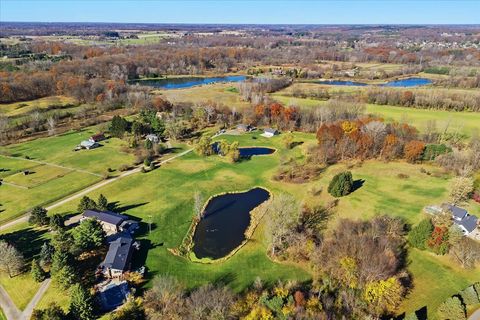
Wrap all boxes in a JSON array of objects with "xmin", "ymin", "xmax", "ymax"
[
  {"xmin": 0, "ymin": 126, "xmax": 135, "ymax": 223},
  {"xmin": 0, "ymin": 95, "xmax": 77, "ymax": 117},
  {"xmin": 41, "ymin": 131, "xmax": 478, "ymax": 319}
]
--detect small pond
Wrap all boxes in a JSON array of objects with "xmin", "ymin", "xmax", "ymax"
[
  {"xmin": 314, "ymin": 77, "xmax": 432, "ymax": 87},
  {"xmin": 132, "ymin": 75, "xmax": 246, "ymax": 89},
  {"xmin": 192, "ymin": 187, "xmax": 270, "ymax": 259},
  {"xmin": 239, "ymin": 147, "xmax": 276, "ymax": 157}
]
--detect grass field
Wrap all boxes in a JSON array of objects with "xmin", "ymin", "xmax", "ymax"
[
  {"xmin": 40, "ymin": 131, "xmax": 478, "ymax": 319},
  {"xmin": 0, "ymin": 126, "xmax": 136, "ymax": 223},
  {"xmin": 0, "ymin": 96, "xmax": 77, "ymax": 117}
]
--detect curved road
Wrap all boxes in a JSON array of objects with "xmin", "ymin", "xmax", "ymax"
[{"xmin": 470, "ymin": 308, "xmax": 480, "ymax": 320}]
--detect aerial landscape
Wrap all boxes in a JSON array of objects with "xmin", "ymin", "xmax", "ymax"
[{"xmin": 0, "ymin": 0, "xmax": 480, "ymax": 319}]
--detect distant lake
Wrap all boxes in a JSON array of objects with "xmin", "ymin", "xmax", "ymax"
[
  {"xmin": 192, "ymin": 187, "xmax": 270, "ymax": 260},
  {"xmin": 132, "ymin": 75, "xmax": 247, "ymax": 89},
  {"xmin": 314, "ymin": 77, "xmax": 432, "ymax": 88}
]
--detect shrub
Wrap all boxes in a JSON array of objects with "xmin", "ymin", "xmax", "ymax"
[
  {"xmin": 437, "ymin": 296, "xmax": 466, "ymax": 320},
  {"xmin": 397, "ymin": 173, "xmax": 409, "ymax": 179},
  {"xmin": 460, "ymin": 286, "xmax": 479, "ymax": 305},
  {"xmin": 408, "ymin": 219, "xmax": 434, "ymax": 250},
  {"xmin": 422, "ymin": 144, "xmax": 452, "ymax": 161},
  {"xmin": 327, "ymin": 171, "xmax": 353, "ymax": 197},
  {"xmin": 119, "ymin": 164, "xmax": 131, "ymax": 172}
]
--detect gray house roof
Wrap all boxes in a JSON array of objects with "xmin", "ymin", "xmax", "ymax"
[
  {"xmin": 448, "ymin": 205, "xmax": 468, "ymax": 220},
  {"xmin": 101, "ymin": 235, "xmax": 134, "ymax": 271},
  {"xmin": 459, "ymin": 215, "xmax": 478, "ymax": 233},
  {"xmin": 83, "ymin": 210, "xmax": 128, "ymax": 226}
]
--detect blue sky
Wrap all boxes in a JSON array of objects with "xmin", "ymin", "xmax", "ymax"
[{"xmin": 1, "ymin": 1, "xmax": 479, "ymax": 24}]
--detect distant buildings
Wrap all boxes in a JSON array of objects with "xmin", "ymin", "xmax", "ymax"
[
  {"xmin": 100, "ymin": 234, "xmax": 136, "ymax": 278},
  {"xmin": 80, "ymin": 140, "xmax": 99, "ymax": 150},
  {"xmin": 81, "ymin": 210, "xmax": 138, "ymax": 235},
  {"xmin": 262, "ymin": 128, "xmax": 279, "ymax": 138},
  {"xmin": 145, "ymin": 134, "xmax": 160, "ymax": 144},
  {"xmin": 444, "ymin": 204, "xmax": 479, "ymax": 238}
]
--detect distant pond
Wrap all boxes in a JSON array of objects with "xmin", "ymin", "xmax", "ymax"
[
  {"xmin": 132, "ymin": 75, "xmax": 247, "ymax": 89},
  {"xmin": 192, "ymin": 187, "xmax": 270, "ymax": 260},
  {"xmin": 314, "ymin": 77, "xmax": 432, "ymax": 87}
]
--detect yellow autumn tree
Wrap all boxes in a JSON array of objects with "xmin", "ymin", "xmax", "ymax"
[{"xmin": 364, "ymin": 277, "xmax": 404, "ymax": 316}]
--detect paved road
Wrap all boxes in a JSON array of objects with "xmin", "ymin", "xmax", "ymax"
[
  {"xmin": 469, "ymin": 308, "xmax": 480, "ymax": 320},
  {"xmin": 21, "ymin": 279, "xmax": 51, "ymax": 320},
  {"xmin": 0, "ymin": 281, "xmax": 21, "ymax": 320},
  {"xmin": 0, "ymin": 148, "xmax": 194, "ymax": 232}
]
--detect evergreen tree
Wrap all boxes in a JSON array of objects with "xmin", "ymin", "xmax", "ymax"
[
  {"xmin": 110, "ymin": 115, "xmax": 130, "ymax": 138},
  {"xmin": 49, "ymin": 214, "xmax": 65, "ymax": 231},
  {"xmin": 50, "ymin": 250, "xmax": 72, "ymax": 275},
  {"xmin": 51, "ymin": 228, "xmax": 74, "ymax": 254},
  {"xmin": 29, "ymin": 206, "xmax": 49, "ymax": 226},
  {"xmin": 53, "ymin": 264, "xmax": 77, "ymax": 290},
  {"xmin": 72, "ymin": 218, "xmax": 106, "ymax": 251},
  {"xmin": 39, "ymin": 242, "xmax": 54, "ymax": 267},
  {"xmin": 31, "ymin": 303, "xmax": 66, "ymax": 320},
  {"xmin": 327, "ymin": 171, "xmax": 354, "ymax": 197},
  {"xmin": 144, "ymin": 138, "xmax": 153, "ymax": 150},
  {"xmin": 77, "ymin": 196, "xmax": 97, "ymax": 213},
  {"xmin": 437, "ymin": 296, "xmax": 466, "ymax": 320},
  {"xmin": 408, "ymin": 219, "xmax": 434, "ymax": 250},
  {"xmin": 97, "ymin": 194, "xmax": 109, "ymax": 211},
  {"xmin": 31, "ymin": 258, "xmax": 46, "ymax": 282},
  {"xmin": 69, "ymin": 283, "xmax": 95, "ymax": 320}
]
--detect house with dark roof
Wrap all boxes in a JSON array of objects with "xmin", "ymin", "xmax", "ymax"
[
  {"xmin": 445, "ymin": 204, "xmax": 479, "ymax": 238},
  {"xmin": 100, "ymin": 235, "xmax": 136, "ymax": 278},
  {"xmin": 80, "ymin": 140, "xmax": 99, "ymax": 150},
  {"xmin": 237, "ymin": 124, "xmax": 253, "ymax": 132},
  {"xmin": 81, "ymin": 210, "xmax": 138, "ymax": 235},
  {"xmin": 89, "ymin": 133, "xmax": 106, "ymax": 143}
]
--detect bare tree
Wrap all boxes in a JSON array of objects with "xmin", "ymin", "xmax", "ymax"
[
  {"xmin": 264, "ymin": 193, "xmax": 301, "ymax": 257},
  {"xmin": 47, "ymin": 115, "xmax": 56, "ymax": 136},
  {"xmin": 143, "ymin": 275, "xmax": 186, "ymax": 320},
  {"xmin": 0, "ymin": 241, "xmax": 24, "ymax": 278},
  {"xmin": 450, "ymin": 176, "xmax": 474, "ymax": 204},
  {"xmin": 0, "ymin": 116, "xmax": 9, "ymax": 142},
  {"xmin": 450, "ymin": 238, "xmax": 480, "ymax": 268},
  {"xmin": 186, "ymin": 284, "xmax": 235, "ymax": 320}
]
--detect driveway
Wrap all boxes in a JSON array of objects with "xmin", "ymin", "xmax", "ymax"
[{"xmin": 0, "ymin": 278, "xmax": 50, "ymax": 320}]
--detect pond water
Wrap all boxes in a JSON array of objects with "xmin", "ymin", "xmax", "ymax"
[
  {"xmin": 192, "ymin": 187, "xmax": 270, "ymax": 259},
  {"xmin": 132, "ymin": 75, "xmax": 246, "ymax": 89},
  {"xmin": 314, "ymin": 77, "xmax": 432, "ymax": 87},
  {"xmin": 239, "ymin": 147, "xmax": 276, "ymax": 157}
]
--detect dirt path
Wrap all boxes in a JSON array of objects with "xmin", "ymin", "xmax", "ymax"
[{"xmin": 0, "ymin": 148, "xmax": 194, "ymax": 232}]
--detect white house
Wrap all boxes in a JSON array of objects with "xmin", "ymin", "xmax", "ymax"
[{"xmin": 262, "ymin": 128, "xmax": 279, "ymax": 138}]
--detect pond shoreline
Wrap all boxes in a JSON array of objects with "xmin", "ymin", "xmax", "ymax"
[{"xmin": 170, "ymin": 186, "xmax": 273, "ymax": 264}]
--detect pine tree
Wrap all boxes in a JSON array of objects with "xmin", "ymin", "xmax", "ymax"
[
  {"xmin": 49, "ymin": 214, "xmax": 65, "ymax": 231},
  {"xmin": 31, "ymin": 258, "xmax": 46, "ymax": 282},
  {"xmin": 69, "ymin": 283, "xmax": 95, "ymax": 320},
  {"xmin": 39, "ymin": 242, "xmax": 54, "ymax": 267},
  {"xmin": 72, "ymin": 218, "xmax": 105, "ymax": 251},
  {"xmin": 327, "ymin": 171, "xmax": 354, "ymax": 197},
  {"xmin": 97, "ymin": 194, "xmax": 109, "ymax": 211},
  {"xmin": 408, "ymin": 219, "xmax": 434, "ymax": 250},
  {"xmin": 53, "ymin": 264, "xmax": 77, "ymax": 290},
  {"xmin": 77, "ymin": 196, "xmax": 97, "ymax": 213}
]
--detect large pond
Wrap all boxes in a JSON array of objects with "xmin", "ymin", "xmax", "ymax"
[
  {"xmin": 314, "ymin": 77, "xmax": 432, "ymax": 87},
  {"xmin": 132, "ymin": 75, "xmax": 246, "ymax": 89},
  {"xmin": 192, "ymin": 187, "xmax": 270, "ymax": 259}
]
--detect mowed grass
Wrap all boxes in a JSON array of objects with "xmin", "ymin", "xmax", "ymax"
[
  {"xmin": 0, "ymin": 126, "xmax": 136, "ymax": 223},
  {"xmin": 0, "ymin": 96, "xmax": 77, "ymax": 117},
  {"xmin": 0, "ymin": 223, "xmax": 50, "ymax": 310}
]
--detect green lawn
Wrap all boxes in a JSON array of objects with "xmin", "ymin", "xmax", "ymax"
[
  {"xmin": 0, "ymin": 126, "xmax": 136, "ymax": 223},
  {"xmin": 0, "ymin": 223, "xmax": 50, "ymax": 310}
]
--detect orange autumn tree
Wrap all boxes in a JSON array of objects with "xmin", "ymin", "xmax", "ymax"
[{"xmin": 404, "ymin": 140, "xmax": 425, "ymax": 163}]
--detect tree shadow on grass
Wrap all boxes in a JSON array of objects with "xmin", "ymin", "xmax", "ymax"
[
  {"xmin": 108, "ymin": 201, "xmax": 148, "ymax": 213},
  {"xmin": 212, "ymin": 272, "xmax": 236, "ymax": 287},
  {"xmin": 0, "ymin": 226, "xmax": 48, "ymax": 264},
  {"xmin": 351, "ymin": 179, "xmax": 365, "ymax": 192}
]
